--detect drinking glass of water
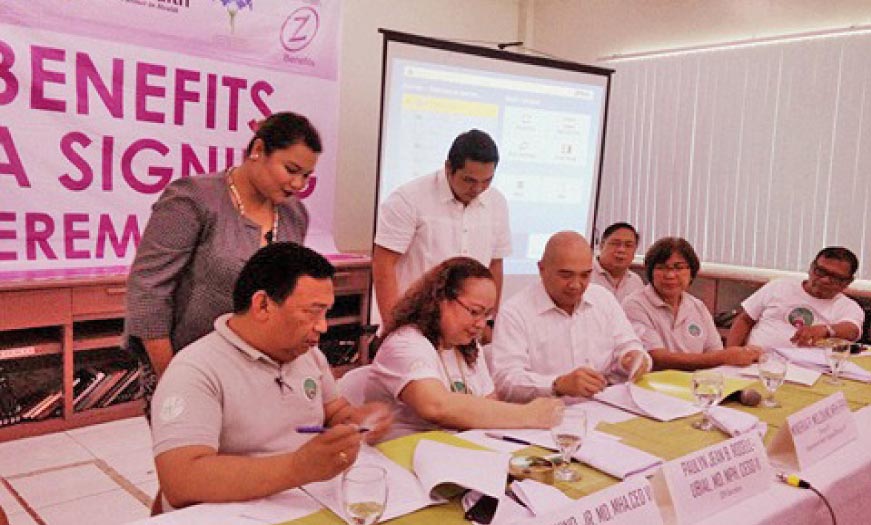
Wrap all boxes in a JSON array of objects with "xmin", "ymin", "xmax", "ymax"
[
  {"xmin": 691, "ymin": 370, "xmax": 724, "ymax": 431},
  {"xmin": 825, "ymin": 341, "xmax": 851, "ymax": 385},
  {"xmin": 758, "ymin": 351, "xmax": 787, "ymax": 408},
  {"xmin": 341, "ymin": 465, "xmax": 388, "ymax": 525},
  {"xmin": 550, "ymin": 408, "xmax": 587, "ymax": 482}
]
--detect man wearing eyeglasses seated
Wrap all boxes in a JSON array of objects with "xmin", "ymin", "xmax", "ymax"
[
  {"xmin": 727, "ymin": 247, "xmax": 864, "ymax": 349},
  {"xmin": 372, "ymin": 130, "xmax": 510, "ymax": 330},
  {"xmin": 150, "ymin": 243, "xmax": 392, "ymax": 512},
  {"xmin": 591, "ymin": 222, "xmax": 645, "ymax": 303},
  {"xmin": 487, "ymin": 231, "xmax": 651, "ymax": 402}
]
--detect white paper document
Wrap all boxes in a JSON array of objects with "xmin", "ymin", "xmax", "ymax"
[
  {"xmin": 707, "ymin": 405, "xmax": 767, "ymax": 437},
  {"xmin": 510, "ymin": 478, "xmax": 573, "ymax": 516},
  {"xmin": 577, "ymin": 433, "xmax": 664, "ymax": 479},
  {"xmin": 124, "ymin": 502, "xmax": 266, "ymax": 525},
  {"xmin": 413, "ymin": 439, "xmax": 512, "ymax": 499},
  {"xmin": 304, "ymin": 440, "xmax": 510, "ymax": 522},
  {"xmin": 503, "ymin": 429, "xmax": 663, "ymax": 480},
  {"xmin": 303, "ymin": 445, "xmax": 442, "ymax": 522},
  {"xmin": 593, "ymin": 383, "xmax": 700, "ymax": 421},
  {"xmin": 239, "ymin": 489, "xmax": 324, "ymax": 523},
  {"xmin": 736, "ymin": 363, "xmax": 822, "ymax": 386},
  {"xmin": 774, "ymin": 347, "xmax": 871, "ymax": 382}
]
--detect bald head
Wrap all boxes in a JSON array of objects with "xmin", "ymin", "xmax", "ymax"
[
  {"xmin": 541, "ymin": 231, "xmax": 591, "ymax": 265},
  {"xmin": 538, "ymin": 231, "xmax": 593, "ymax": 313}
]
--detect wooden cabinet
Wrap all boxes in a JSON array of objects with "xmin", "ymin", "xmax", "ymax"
[
  {"xmin": 0, "ymin": 256, "xmax": 372, "ymax": 442},
  {"xmin": 0, "ymin": 275, "xmax": 135, "ymax": 442}
]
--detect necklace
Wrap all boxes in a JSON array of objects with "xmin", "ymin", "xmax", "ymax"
[
  {"xmin": 438, "ymin": 347, "xmax": 470, "ymax": 395},
  {"xmin": 227, "ymin": 167, "xmax": 278, "ymax": 244}
]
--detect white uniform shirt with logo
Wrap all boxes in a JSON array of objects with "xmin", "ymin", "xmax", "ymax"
[
  {"xmin": 374, "ymin": 169, "xmax": 511, "ymax": 295},
  {"xmin": 622, "ymin": 284, "xmax": 722, "ymax": 353},
  {"xmin": 367, "ymin": 325, "xmax": 495, "ymax": 441},
  {"xmin": 591, "ymin": 257, "xmax": 645, "ymax": 303},
  {"xmin": 151, "ymin": 314, "xmax": 339, "ymax": 460},
  {"xmin": 741, "ymin": 278, "xmax": 864, "ymax": 348},
  {"xmin": 487, "ymin": 281, "xmax": 645, "ymax": 403}
]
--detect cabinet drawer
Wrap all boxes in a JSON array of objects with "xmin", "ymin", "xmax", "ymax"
[
  {"xmin": 333, "ymin": 269, "xmax": 370, "ymax": 293},
  {"xmin": 72, "ymin": 285, "xmax": 127, "ymax": 317},
  {"xmin": 0, "ymin": 289, "xmax": 71, "ymax": 329}
]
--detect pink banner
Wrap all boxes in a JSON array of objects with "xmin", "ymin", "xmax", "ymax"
[{"xmin": 0, "ymin": 0, "xmax": 341, "ymax": 280}]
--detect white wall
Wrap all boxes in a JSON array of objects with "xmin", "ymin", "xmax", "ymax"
[
  {"xmin": 335, "ymin": 0, "xmax": 521, "ymax": 252},
  {"xmin": 531, "ymin": 0, "xmax": 871, "ymax": 63},
  {"xmin": 333, "ymin": 1, "xmax": 871, "ymax": 253}
]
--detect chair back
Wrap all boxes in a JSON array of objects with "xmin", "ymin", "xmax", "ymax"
[{"xmin": 338, "ymin": 365, "xmax": 372, "ymax": 406}]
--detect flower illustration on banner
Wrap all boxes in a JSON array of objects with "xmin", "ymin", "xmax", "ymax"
[{"xmin": 214, "ymin": 0, "xmax": 253, "ymax": 34}]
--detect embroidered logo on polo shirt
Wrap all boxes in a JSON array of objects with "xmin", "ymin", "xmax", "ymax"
[
  {"xmin": 688, "ymin": 323, "xmax": 702, "ymax": 337},
  {"xmin": 303, "ymin": 377, "xmax": 318, "ymax": 400},
  {"xmin": 451, "ymin": 380, "xmax": 468, "ymax": 394},
  {"xmin": 787, "ymin": 307, "xmax": 814, "ymax": 328},
  {"xmin": 159, "ymin": 396, "xmax": 185, "ymax": 422}
]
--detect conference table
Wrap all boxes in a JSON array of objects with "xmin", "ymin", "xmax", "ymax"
[{"xmin": 130, "ymin": 356, "xmax": 871, "ymax": 525}]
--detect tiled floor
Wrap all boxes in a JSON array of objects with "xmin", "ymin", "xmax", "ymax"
[{"xmin": 0, "ymin": 417, "xmax": 155, "ymax": 525}]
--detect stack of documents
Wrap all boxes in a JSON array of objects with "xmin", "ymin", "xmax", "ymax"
[
  {"xmin": 593, "ymin": 383, "xmax": 700, "ymax": 421},
  {"xmin": 775, "ymin": 347, "xmax": 871, "ymax": 382},
  {"xmin": 304, "ymin": 441, "xmax": 511, "ymax": 522}
]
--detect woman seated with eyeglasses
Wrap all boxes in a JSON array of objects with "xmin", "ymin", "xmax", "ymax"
[
  {"xmin": 621, "ymin": 237, "xmax": 762, "ymax": 371},
  {"xmin": 367, "ymin": 257, "xmax": 563, "ymax": 441}
]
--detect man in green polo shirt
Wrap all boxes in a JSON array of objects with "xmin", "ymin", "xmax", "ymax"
[{"xmin": 151, "ymin": 242, "xmax": 392, "ymax": 511}]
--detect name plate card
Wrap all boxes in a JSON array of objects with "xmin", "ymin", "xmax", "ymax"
[
  {"xmin": 523, "ymin": 476, "xmax": 662, "ymax": 525},
  {"xmin": 651, "ymin": 433, "xmax": 772, "ymax": 525},
  {"xmin": 768, "ymin": 391, "xmax": 858, "ymax": 471}
]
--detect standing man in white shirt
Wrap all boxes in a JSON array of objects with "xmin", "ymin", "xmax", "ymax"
[
  {"xmin": 727, "ymin": 247, "xmax": 864, "ymax": 348},
  {"xmin": 487, "ymin": 231, "xmax": 650, "ymax": 402},
  {"xmin": 591, "ymin": 222, "xmax": 645, "ymax": 303},
  {"xmin": 373, "ymin": 130, "xmax": 511, "ymax": 326}
]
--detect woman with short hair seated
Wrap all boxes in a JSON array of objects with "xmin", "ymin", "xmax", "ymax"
[
  {"xmin": 622, "ymin": 237, "xmax": 762, "ymax": 370},
  {"xmin": 367, "ymin": 257, "xmax": 563, "ymax": 441}
]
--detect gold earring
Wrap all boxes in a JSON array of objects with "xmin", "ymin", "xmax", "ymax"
[{"xmin": 250, "ymin": 153, "xmax": 260, "ymax": 160}]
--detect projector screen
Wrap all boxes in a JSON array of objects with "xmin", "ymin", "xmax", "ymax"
[{"xmin": 374, "ymin": 30, "xmax": 613, "ymax": 304}]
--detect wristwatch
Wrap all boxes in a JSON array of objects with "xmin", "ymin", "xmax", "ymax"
[{"xmin": 825, "ymin": 324, "xmax": 836, "ymax": 338}]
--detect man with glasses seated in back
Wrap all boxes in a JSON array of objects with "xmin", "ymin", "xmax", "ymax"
[
  {"xmin": 591, "ymin": 222, "xmax": 645, "ymax": 303},
  {"xmin": 487, "ymin": 231, "xmax": 651, "ymax": 402},
  {"xmin": 727, "ymin": 247, "xmax": 864, "ymax": 349}
]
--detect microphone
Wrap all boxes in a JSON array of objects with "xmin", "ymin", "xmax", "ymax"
[
  {"xmin": 724, "ymin": 388, "xmax": 762, "ymax": 407},
  {"xmin": 275, "ymin": 376, "xmax": 291, "ymax": 392},
  {"xmin": 776, "ymin": 472, "xmax": 810, "ymax": 489}
]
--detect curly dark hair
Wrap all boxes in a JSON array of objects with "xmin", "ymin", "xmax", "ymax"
[{"xmin": 383, "ymin": 257, "xmax": 493, "ymax": 367}]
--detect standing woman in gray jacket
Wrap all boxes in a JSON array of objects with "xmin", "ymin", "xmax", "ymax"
[{"xmin": 125, "ymin": 112, "xmax": 322, "ymax": 416}]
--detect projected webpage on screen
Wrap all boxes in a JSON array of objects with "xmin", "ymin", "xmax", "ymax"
[{"xmin": 379, "ymin": 58, "xmax": 606, "ymax": 276}]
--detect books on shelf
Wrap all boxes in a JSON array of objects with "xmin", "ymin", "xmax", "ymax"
[
  {"xmin": 3, "ymin": 362, "xmax": 142, "ymax": 427},
  {"xmin": 76, "ymin": 368, "xmax": 127, "ymax": 411},
  {"xmin": 99, "ymin": 368, "xmax": 141, "ymax": 408},
  {"xmin": 0, "ymin": 372, "xmax": 22, "ymax": 427}
]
